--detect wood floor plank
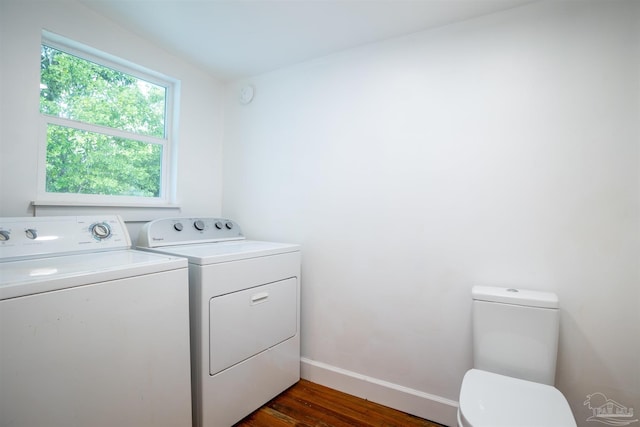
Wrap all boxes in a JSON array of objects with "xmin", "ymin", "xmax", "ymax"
[
  {"xmin": 286, "ymin": 385, "xmax": 399, "ymax": 426},
  {"xmin": 289, "ymin": 381, "xmax": 433, "ymax": 426},
  {"xmin": 270, "ymin": 395, "xmax": 356, "ymax": 427},
  {"xmin": 246, "ymin": 406, "xmax": 305, "ymax": 427},
  {"xmin": 234, "ymin": 380, "xmax": 444, "ymax": 427},
  {"xmin": 289, "ymin": 381, "xmax": 435, "ymax": 427}
]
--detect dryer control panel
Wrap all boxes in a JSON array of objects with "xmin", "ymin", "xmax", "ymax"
[
  {"xmin": 138, "ymin": 217, "xmax": 244, "ymax": 248},
  {"xmin": 0, "ymin": 215, "xmax": 131, "ymax": 261}
]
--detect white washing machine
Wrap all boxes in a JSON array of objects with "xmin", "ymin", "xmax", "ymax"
[
  {"xmin": 137, "ymin": 217, "xmax": 301, "ymax": 427},
  {"xmin": 0, "ymin": 215, "xmax": 192, "ymax": 427}
]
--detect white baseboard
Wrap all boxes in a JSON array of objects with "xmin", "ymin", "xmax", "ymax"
[{"xmin": 300, "ymin": 357, "xmax": 459, "ymax": 427}]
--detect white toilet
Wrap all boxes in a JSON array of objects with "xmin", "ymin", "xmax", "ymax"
[{"xmin": 457, "ymin": 286, "xmax": 576, "ymax": 427}]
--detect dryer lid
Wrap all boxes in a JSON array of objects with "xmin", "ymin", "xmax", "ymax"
[
  {"xmin": 458, "ymin": 369, "xmax": 576, "ymax": 427},
  {"xmin": 139, "ymin": 240, "xmax": 299, "ymax": 265}
]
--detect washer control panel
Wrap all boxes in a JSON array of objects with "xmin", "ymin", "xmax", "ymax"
[
  {"xmin": 138, "ymin": 217, "xmax": 244, "ymax": 248},
  {"xmin": 0, "ymin": 216, "xmax": 131, "ymax": 260}
]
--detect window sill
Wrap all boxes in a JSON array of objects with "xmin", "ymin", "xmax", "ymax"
[
  {"xmin": 31, "ymin": 200, "xmax": 182, "ymax": 222},
  {"xmin": 32, "ymin": 200, "xmax": 180, "ymax": 209}
]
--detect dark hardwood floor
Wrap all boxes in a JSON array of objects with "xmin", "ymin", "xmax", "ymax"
[{"xmin": 234, "ymin": 379, "xmax": 445, "ymax": 427}]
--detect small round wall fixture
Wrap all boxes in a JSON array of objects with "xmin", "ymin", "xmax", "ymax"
[{"xmin": 239, "ymin": 85, "xmax": 255, "ymax": 104}]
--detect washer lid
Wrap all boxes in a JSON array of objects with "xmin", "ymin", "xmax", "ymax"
[
  {"xmin": 472, "ymin": 286, "xmax": 559, "ymax": 309},
  {"xmin": 0, "ymin": 250, "xmax": 186, "ymax": 300},
  {"xmin": 139, "ymin": 240, "xmax": 299, "ymax": 265},
  {"xmin": 459, "ymin": 369, "xmax": 576, "ymax": 427}
]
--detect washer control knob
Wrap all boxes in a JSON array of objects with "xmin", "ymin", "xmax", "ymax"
[
  {"xmin": 91, "ymin": 223, "xmax": 111, "ymax": 240},
  {"xmin": 0, "ymin": 230, "xmax": 10, "ymax": 241},
  {"xmin": 194, "ymin": 220, "xmax": 205, "ymax": 231},
  {"xmin": 25, "ymin": 228, "xmax": 38, "ymax": 240},
  {"xmin": 214, "ymin": 221, "xmax": 223, "ymax": 230},
  {"xmin": 225, "ymin": 221, "xmax": 233, "ymax": 230},
  {"xmin": 174, "ymin": 222, "xmax": 184, "ymax": 231}
]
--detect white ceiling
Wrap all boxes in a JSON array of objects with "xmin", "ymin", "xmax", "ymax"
[{"xmin": 81, "ymin": 0, "xmax": 535, "ymax": 80}]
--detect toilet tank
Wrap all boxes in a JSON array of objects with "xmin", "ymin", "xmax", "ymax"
[{"xmin": 472, "ymin": 286, "xmax": 559, "ymax": 385}]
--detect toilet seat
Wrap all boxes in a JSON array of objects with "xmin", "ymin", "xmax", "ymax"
[{"xmin": 458, "ymin": 369, "xmax": 576, "ymax": 427}]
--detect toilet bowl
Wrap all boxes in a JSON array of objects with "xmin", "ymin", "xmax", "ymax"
[
  {"xmin": 458, "ymin": 369, "xmax": 576, "ymax": 427},
  {"xmin": 458, "ymin": 286, "xmax": 576, "ymax": 427}
]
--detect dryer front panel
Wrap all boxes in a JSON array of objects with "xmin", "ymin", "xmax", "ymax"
[{"xmin": 209, "ymin": 277, "xmax": 297, "ymax": 375}]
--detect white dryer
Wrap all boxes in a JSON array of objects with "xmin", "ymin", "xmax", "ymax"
[
  {"xmin": 0, "ymin": 216, "xmax": 192, "ymax": 427},
  {"xmin": 137, "ymin": 217, "xmax": 301, "ymax": 427}
]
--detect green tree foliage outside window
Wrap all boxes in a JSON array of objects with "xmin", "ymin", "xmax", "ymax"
[{"xmin": 40, "ymin": 44, "xmax": 167, "ymax": 198}]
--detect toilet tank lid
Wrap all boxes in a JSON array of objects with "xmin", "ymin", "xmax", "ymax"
[{"xmin": 472, "ymin": 286, "xmax": 559, "ymax": 309}]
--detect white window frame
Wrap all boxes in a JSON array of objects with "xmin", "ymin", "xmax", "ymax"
[{"xmin": 36, "ymin": 30, "xmax": 180, "ymax": 208}]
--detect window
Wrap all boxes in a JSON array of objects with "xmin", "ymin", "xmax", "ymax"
[{"xmin": 38, "ymin": 32, "xmax": 178, "ymax": 206}]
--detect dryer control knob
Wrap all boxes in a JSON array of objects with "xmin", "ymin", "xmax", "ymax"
[
  {"xmin": 214, "ymin": 221, "xmax": 223, "ymax": 230},
  {"xmin": 174, "ymin": 222, "xmax": 184, "ymax": 231},
  {"xmin": 225, "ymin": 221, "xmax": 233, "ymax": 230},
  {"xmin": 25, "ymin": 228, "xmax": 38, "ymax": 240},
  {"xmin": 194, "ymin": 220, "xmax": 205, "ymax": 231},
  {"xmin": 0, "ymin": 230, "xmax": 10, "ymax": 241}
]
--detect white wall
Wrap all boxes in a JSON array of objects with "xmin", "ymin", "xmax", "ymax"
[
  {"xmin": 0, "ymin": 0, "xmax": 224, "ymax": 237},
  {"xmin": 223, "ymin": 1, "xmax": 640, "ymax": 426}
]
